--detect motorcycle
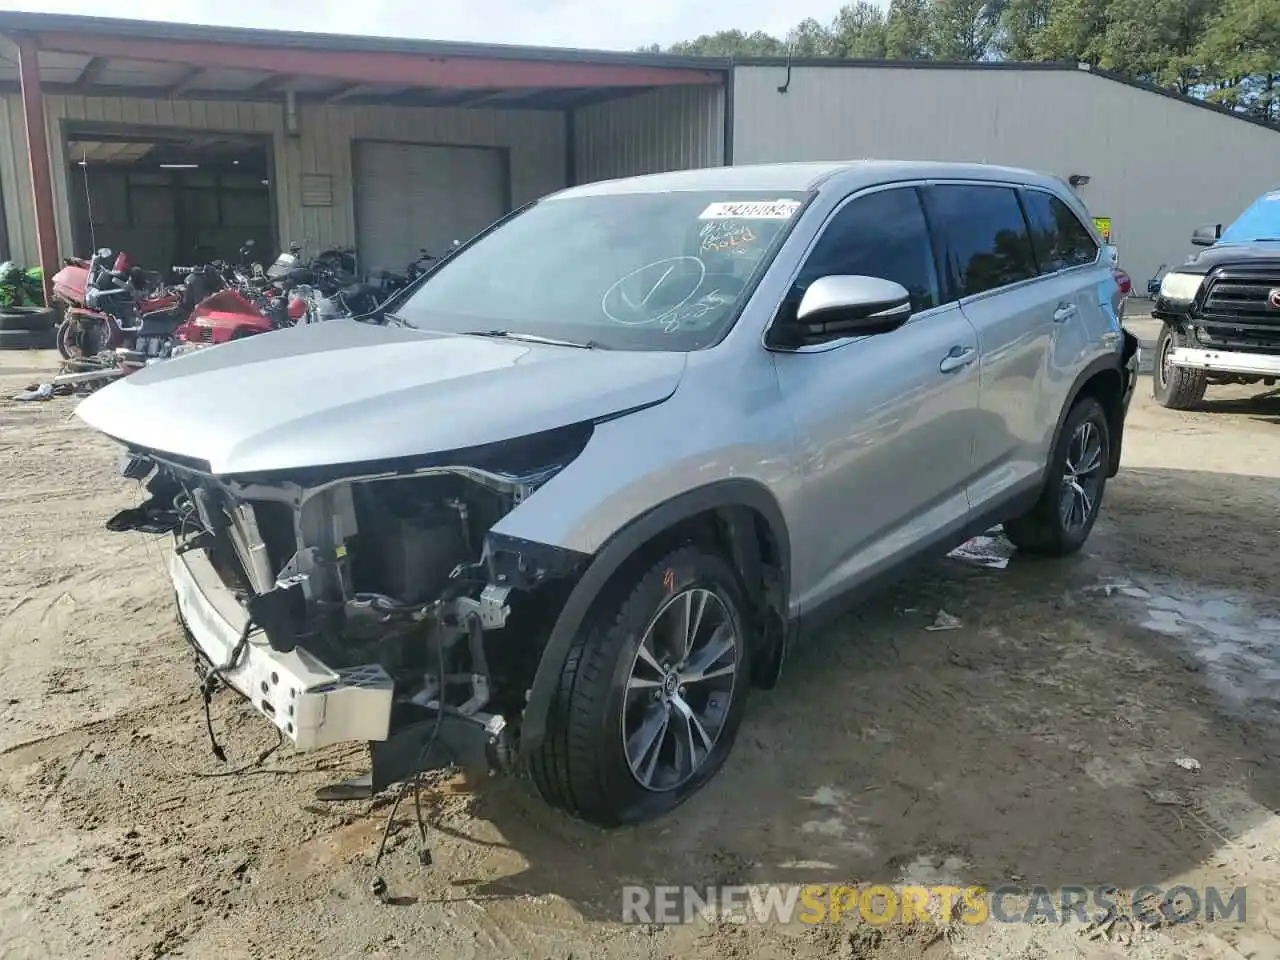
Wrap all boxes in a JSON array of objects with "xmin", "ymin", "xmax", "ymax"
[
  {"xmin": 60, "ymin": 248, "xmax": 285, "ymax": 372},
  {"xmin": 56, "ymin": 249, "xmax": 184, "ymax": 362},
  {"xmin": 369, "ymin": 248, "xmax": 441, "ymax": 300},
  {"xmin": 170, "ymin": 244, "xmax": 318, "ymax": 353}
]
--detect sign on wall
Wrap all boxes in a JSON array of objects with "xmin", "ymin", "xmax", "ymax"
[{"xmin": 1092, "ymin": 216, "xmax": 1113, "ymax": 243}]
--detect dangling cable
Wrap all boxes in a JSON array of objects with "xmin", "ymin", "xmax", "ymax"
[
  {"xmin": 81, "ymin": 145, "xmax": 96, "ymax": 253},
  {"xmin": 369, "ymin": 621, "xmax": 449, "ymax": 900}
]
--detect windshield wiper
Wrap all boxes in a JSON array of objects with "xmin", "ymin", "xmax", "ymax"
[
  {"xmin": 461, "ymin": 329, "xmax": 600, "ymax": 349},
  {"xmin": 382, "ymin": 313, "xmax": 411, "ymax": 328}
]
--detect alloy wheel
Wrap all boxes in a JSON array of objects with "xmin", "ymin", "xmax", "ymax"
[
  {"xmin": 622, "ymin": 587, "xmax": 738, "ymax": 792},
  {"xmin": 1060, "ymin": 419, "xmax": 1105, "ymax": 532},
  {"xmin": 1158, "ymin": 330, "xmax": 1174, "ymax": 389}
]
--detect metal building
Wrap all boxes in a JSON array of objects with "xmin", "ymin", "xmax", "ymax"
[{"xmin": 0, "ymin": 12, "xmax": 1276, "ymax": 293}]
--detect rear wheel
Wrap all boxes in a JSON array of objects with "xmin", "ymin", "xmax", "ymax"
[
  {"xmin": 529, "ymin": 545, "xmax": 752, "ymax": 827},
  {"xmin": 1005, "ymin": 396, "xmax": 1111, "ymax": 557},
  {"xmin": 57, "ymin": 317, "xmax": 108, "ymax": 360},
  {"xmin": 1153, "ymin": 322, "xmax": 1207, "ymax": 409}
]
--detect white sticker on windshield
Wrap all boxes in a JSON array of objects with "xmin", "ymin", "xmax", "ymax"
[{"xmin": 698, "ymin": 199, "xmax": 802, "ymax": 220}]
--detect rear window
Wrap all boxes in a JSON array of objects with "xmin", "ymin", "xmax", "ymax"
[
  {"xmin": 925, "ymin": 184, "xmax": 1039, "ymax": 298},
  {"xmin": 1021, "ymin": 189, "xmax": 1099, "ymax": 271}
]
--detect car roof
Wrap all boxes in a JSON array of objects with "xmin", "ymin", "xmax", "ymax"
[{"xmin": 551, "ymin": 160, "xmax": 1069, "ymax": 199}]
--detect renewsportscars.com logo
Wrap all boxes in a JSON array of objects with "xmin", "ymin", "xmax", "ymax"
[{"xmin": 621, "ymin": 884, "xmax": 1247, "ymax": 926}]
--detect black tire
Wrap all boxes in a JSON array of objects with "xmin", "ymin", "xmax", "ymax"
[
  {"xmin": 0, "ymin": 307, "xmax": 57, "ymax": 332},
  {"xmin": 1152, "ymin": 322, "xmax": 1207, "ymax": 409},
  {"xmin": 529, "ymin": 545, "xmax": 752, "ymax": 827},
  {"xmin": 0, "ymin": 326, "xmax": 57, "ymax": 350},
  {"xmin": 1005, "ymin": 396, "xmax": 1111, "ymax": 557}
]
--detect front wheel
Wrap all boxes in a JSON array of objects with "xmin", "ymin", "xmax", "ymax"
[
  {"xmin": 1005, "ymin": 396, "xmax": 1111, "ymax": 557},
  {"xmin": 529, "ymin": 545, "xmax": 752, "ymax": 827},
  {"xmin": 1153, "ymin": 322, "xmax": 1207, "ymax": 409}
]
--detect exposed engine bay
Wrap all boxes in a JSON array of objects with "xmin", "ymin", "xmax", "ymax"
[{"xmin": 107, "ymin": 426, "xmax": 592, "ymax": 791}]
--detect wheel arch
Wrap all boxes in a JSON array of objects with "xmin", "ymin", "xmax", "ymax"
[
  {"xmin": 1052, "ymin": 353, "xmax": 1129, "ymax": 479},
  {"xmin": 519, "ymin": 478, "xmax": 792, "ymax": 758}
]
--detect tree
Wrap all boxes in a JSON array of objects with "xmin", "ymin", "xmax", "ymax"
[
  {"xmin": 1195, "ymin": 0, "xmax": 1280, "ymax": 121},
  {"xmin": 998, "ymin": 0, "xmax": 1052, "ymax": 60},
  {"xmin": 1099, "ymin": 0, "xmax": 1216, "ymax": 89},
  {"xmin": 1032, "ymin": 0, "xmax": 1108, "ymax": 64},
  {"xmin": 928, "ymin": 0, "xmax": 1006, "ymax": 60},
  {"xmin": 664, "ymin": 29, "xmax": 788, "ymax": 57},
  {"xmin": 647, "ymin": 0, "xmax": 1280, "ymax": 127},
  {"xmin": 884, "ymin": 0, "xmax": 934, "ymax": 58},
  {"xmin": 832, "ymin": 2, "xmax": 889, "ymax": 58}
]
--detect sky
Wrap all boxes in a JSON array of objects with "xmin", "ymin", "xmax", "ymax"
[{"xmin": 0, "ymin": 0, "xmax": 878, "ymax": 51}]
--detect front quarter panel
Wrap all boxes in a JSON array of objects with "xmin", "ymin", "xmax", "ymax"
[{"xmin": 489, "ymin": 345, "xmax": 800, "ymax": 568}]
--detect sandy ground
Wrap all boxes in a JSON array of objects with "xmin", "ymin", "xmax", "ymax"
[{"xmin": 2, "ymin": 341, "xmax": 1280, "ymax": 960}]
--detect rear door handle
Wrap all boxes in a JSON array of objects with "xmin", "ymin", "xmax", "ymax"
[
  {"xmin": 1053, "ymin": 302, "xmax": 1078, "ymax": 323},
  {"xmin": 939, "ymin": 346, "xmax": 977, "ymax": 373}
]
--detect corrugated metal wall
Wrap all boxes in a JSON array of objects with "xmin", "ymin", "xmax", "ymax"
[
  {"xmin": 572, "ymin": 85, "xmax": 725, "ymax": 184},
  {"xmin": 732, "ymin": 64, "xmax": 1280, "ymax": 289},
  {"xmin": 0, "ymin": 93, "xmax": 567, "ymax": 264}
]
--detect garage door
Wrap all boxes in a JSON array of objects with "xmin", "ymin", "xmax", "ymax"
[{"xmin": 354, "ymin": 141, "xmax": 507, "ymax": 275}]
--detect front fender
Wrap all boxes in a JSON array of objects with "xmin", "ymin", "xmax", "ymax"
[{"xmin": 517, "ymin": 478, "xmax": 792, "ymax": 758}]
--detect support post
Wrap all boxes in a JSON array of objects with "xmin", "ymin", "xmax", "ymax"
[{"xmin": 16, "ymin": 35, "xmax": 58, "ymax": 304}]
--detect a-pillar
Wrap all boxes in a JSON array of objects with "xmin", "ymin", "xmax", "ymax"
[{"xmin": 16, "ymin": 34, "xmax": 58, "ymax": 304}]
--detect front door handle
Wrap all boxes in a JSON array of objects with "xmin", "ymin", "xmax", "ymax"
[
  {"xmin": 1053, "ymin": 302, "xmax": 1078, "ymax": 323},
  {"xmin": 939, "ymin": 346, "xmax": 977, "ymax": 373}
]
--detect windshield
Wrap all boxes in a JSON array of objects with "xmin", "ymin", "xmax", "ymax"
[
  {"xmin": 1218, "ymin": 189, "xmax": 1280, "ymax": 244},
  {"xmin": 391, "ymin": 190, "xmax": 809, "ymax": 350}
]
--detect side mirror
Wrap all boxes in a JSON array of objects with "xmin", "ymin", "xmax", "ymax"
[
  {"xmin": 1191, "ymin": 224, "xmax": 1221, "ymax": 247},
  {"xmin": 780, "ymin": 275, "xmax": 913, "ymax": 346}
]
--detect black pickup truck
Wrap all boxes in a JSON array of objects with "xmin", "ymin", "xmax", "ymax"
[{"xmin": 1151, "ymin": 190, "xmax": 1280, "ymax": 409}]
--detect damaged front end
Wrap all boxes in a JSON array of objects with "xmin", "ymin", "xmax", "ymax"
[{"xmin": 110, "ymin": 425, "xmax": 592, "ymax": 792}]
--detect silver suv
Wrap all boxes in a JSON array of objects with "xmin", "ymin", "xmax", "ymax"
[{"xmin": 79, "ymin": 161, "xmax": 1138, "ymax": 827}]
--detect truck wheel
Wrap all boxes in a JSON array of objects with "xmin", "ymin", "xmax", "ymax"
[
  {"xmin": 529, "ymin": 545, "xmax": 751, "ymax": 827},
  {"xmin": 1005, "ymin": 396, "xmax": 1111, "ymax": 557},
  {"xmin": 1153, "ymin": 322, "xmax": 1207, "ymax": 409}
]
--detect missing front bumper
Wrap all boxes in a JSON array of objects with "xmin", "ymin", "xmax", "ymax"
[{"xmin": 171, "ymin": 545, "xmax": 395, "ymax": 749}]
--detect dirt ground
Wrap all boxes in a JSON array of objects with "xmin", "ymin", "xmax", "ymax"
[{"xmin": 2, "ymin": 343, "xmax": 1279, "ymax": 960}]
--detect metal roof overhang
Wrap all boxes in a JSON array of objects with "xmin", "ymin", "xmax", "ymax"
[{"xmin": 0, "ymin": 12, "xmax": 727, "ymax": 110}]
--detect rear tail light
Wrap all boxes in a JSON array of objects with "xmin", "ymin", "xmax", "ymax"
[{"xmin": 1112, "ymin": 268, "xmax": 1132, "ymax": 295}]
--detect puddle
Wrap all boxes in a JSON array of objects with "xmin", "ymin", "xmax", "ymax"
[{"xmin": 1094, "ymin": 575, "xmax": 1280, "ymax": 713}]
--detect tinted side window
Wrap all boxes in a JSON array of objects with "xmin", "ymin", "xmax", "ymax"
[
  {"xmin": 1021, "ymin": 190, "xmax": 1100, "ymax": 272},
  {"xmin": 926, "ymin": 184, "xmax": 1038, "ymax": 297},
  {"xmin": 784, "ymin": 187, "xmax": 940, "ymax": 320}
]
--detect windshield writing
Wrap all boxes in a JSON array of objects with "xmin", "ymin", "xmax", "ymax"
[{"xmin": 392, "ymin": 190, "xmax": 808, "ymax": 350}]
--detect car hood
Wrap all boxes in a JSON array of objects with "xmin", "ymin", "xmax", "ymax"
[
  {"xmin": 75, "ymin": 321, "xmax": 687, "ymax": 476},
  {"xmin": 1179, "ymin": 239, "xmax": 1280, "ymax": 274}
]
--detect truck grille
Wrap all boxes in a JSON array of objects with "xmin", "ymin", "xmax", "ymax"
[{"xmin": 1199, "ymin": 269, "xmax": 1280, "ymax": 353}]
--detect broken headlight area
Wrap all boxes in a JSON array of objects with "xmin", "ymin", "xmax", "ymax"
[{"xmin": 107, "ymin": 425, "xmax": 592, "ymax": 791}]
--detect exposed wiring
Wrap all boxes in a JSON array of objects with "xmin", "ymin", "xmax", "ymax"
[
  {"xmin": 369, "ymin": 619, "xmax": 449, "ymax": 900},
  {"xmin": 196, "ymin": 614, "xmax": 254, "ymax": 763},
  {"xmin": 149, "ymin": 727, "xmax": 285, "ymax": 779}
]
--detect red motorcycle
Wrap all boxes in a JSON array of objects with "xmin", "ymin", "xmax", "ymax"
[
  {"xmin": 56, "ymin": 249, "xmax": 288, "ymax": 373},
  {"xmin": 53, "ymin": 249, "xmax": 182, "ymax": 362},
  {"xmin": 171, "ymin": 282, "xmax": 302, "ymax": 351}
]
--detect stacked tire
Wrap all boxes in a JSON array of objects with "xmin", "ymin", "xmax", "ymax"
[{"xmin": 0, "ymin": 307, "xmax": 58, "ymax": 351}]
